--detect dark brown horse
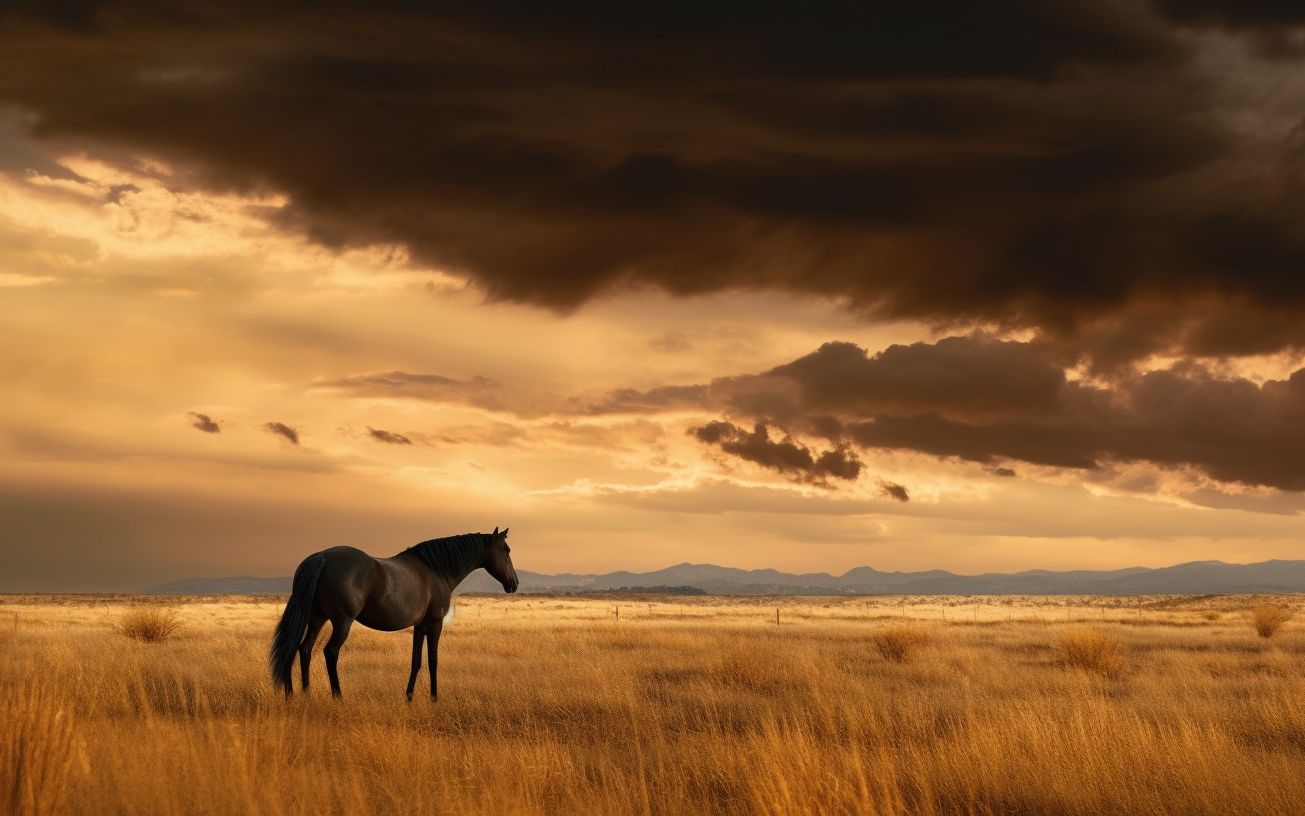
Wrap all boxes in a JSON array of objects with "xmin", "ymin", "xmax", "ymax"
[{"xmin": 269, "ymin": 527, "xmax": 518, "ymax": 699}]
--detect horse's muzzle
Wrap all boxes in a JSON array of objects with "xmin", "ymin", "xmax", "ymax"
[{"xmin": 505, "ymin": 578, "xmax": 519, "ymax": 594}]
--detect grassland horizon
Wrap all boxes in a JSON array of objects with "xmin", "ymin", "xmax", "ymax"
[{"xmin": 3, "ymin": 593, "xmax": 1304, "ymax": 815}]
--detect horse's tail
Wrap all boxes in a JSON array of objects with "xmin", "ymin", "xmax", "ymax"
[{"xmin": 269, "ymin": 552, "xmax": 325, "ymax": 695}]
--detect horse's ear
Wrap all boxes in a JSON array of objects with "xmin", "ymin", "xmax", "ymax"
[
  {"xmin": 502, "ymin": 527, "xmax": 509, "ymax": 537},
  {"xmin": 493, "ymin": 526, "xmax": 499, "ymax": 536}
]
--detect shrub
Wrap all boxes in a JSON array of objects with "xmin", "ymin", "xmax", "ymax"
[
  {"xmin": 113, "ymin": 606, "xmax": 184, "ymax": 642},
  {"xmin": 872, "ymin": 626, "xmax": 929, "ymax": 663},
  {"xmin": 1058, "ymin": 630, "xmax": 1124, "ymax": 679},
  {"xmin": 1201, "ymin": 611, "xmax": 1221, "ymax": 622},
  {"xmin": 1251, "ymin": 604, "xmax": 1293, "ymax": 639}
]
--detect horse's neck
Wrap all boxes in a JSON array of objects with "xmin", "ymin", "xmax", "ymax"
[
  {"xmin": 443, "ymin": 560, "xmax": 480, "ymax": 590},
  {"xmin": 442, "ymin": 537, "xmax": 489, "ymax": 589}
]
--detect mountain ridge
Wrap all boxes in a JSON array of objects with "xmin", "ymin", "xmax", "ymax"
[{"xmin": 146, "ymin": 559, "xmax": 1305, "ymax": 596}]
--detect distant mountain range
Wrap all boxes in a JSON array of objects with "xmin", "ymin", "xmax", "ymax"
[{"xmin": 147, "ymin": 559, "xmax": 1305, "ymax": 596}]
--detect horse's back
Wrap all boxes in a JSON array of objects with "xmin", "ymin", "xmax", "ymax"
[
  {"xmin": 311, "ymin": 547, "xmax": 435, "ymax": 630},
  {"xmin": 315, "ymin": 545, "xmax": 376, "ymax": 567},
  {"xmin": 311, "ymin": 546, "xmax": 381, "ymax": 618}
]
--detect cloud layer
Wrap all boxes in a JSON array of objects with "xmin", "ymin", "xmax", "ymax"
[{"xmin": 621, "ymin": 336, "xmax": 1305, "ymax": 491}]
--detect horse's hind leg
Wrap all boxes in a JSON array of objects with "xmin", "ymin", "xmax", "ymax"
[
  {"xmin": 406, "ymin": 627, "xmax": 425, "ymax": 702},
  {"xmin": 299, "ymin": 615, "xmax": 327, "ymax": 693},
  {"xmin": 323, "ymin": 616, "xmax": 354, "ymax": 698}
]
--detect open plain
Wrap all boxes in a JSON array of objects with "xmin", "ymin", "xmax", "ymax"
[{"xmin": 3, "ymin": 593, "xmax": 1304, "ymax": 816}]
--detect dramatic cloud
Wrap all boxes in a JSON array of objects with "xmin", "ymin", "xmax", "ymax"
[
  {"xmin": 3, "ymin": 2, "xmax": 1305, "ymax": 363},
  {"xmin": 764, "ymin": 338, "xmax": 1068, "ymax": 421},
  {"xmin": 591, "ymin": 335, "xmax": 1070, "ymax": 425},
  {"xmin": 7, "ymin": 0, "xmax": 1305, "ymax": 588},
  {"xmin": 840, "ymin": 361, "xmax": 1305, "ymax": 489},
  {"xmin": 264, "ymin": 422, "xmax": 299, "ymax": 445},
  {"xmin": 640, "ymin": 336, "xmax": 1305, "ymax": 491},
  {"xmin": 690, "ymin": 420, "xmax": 861, "ymax": 486},
  {"xmin": 367, "ymin": 426, "xmax": 412, "ymax": 445},
  {"xmin": 187, "ymin": 412, "xmax": 220, "ymax": 434}
]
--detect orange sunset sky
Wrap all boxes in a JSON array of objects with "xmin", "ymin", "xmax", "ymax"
[{"xmin": 3, "ymin": 2, "xmax": 1305, "ymax": 590}]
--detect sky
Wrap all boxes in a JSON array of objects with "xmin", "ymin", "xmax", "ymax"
[{"xmin": 3, "ymin": 1, "xmax": 1305, "ymax": 590}]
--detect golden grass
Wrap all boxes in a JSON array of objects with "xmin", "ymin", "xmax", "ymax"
[
  {"xmin": 1057, "ymin": 629, "xmax": 1125, "ymax": 680},
  {"xmin": 871, "ymin": 625, "xmax": 929, "ymax": 662},
  {"xmin": 1251, "ymin": 603, "xmax": 1293, "ymax": 639},
  {"xmin": 112, "ymin": 606, "xmax": 184, "ymax": 642},
  {"xmin": 1, "ymin": 683, "xmax": 77, "ymax": 816},
  {"xmin": 0, "ymin": 593, "xmax": 1303, "ymax": 815}
]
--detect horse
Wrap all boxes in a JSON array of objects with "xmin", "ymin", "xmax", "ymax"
[{"xmin": 268, "ymin": 527, "xmax": 518, "ymax": 700}]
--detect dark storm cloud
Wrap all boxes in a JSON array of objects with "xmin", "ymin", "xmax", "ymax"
[
  {"xmin": 3, "ymin": 2, "xmax": 1305, "ymax": 361},
  {"xmin": 187, "ymin": 411, "xmax": 220, "ymax": 434},
  {"xmin": 1153, "ymin": 1, "xmax": 1305, "ymax": 27},
  {"xmin": 826, "ymin": 351, "xmax": 1305, "ymax": 490},
  {"xmin": 591, "ymin": 336, "xmax": 1070, "ymax": 424},
  {"xmin": 690, "ymin": 420, "xmax": 861, "ymax": 486},
  {"xmin": 631, "ymin": 335, "xmax": 1305, "ymax": 491},
  {"xmin": 878, "ymin": 481, "xmax": 911, "ymax": 503},
  {"xmin": 766, "ymin": 338, "xmax": 1068, "ymax": 421},
  {"xmin": 264, "ymin": 421, "xmax": 299, "ymax": 445},
  {"xmin": 366, "ymin": 426, "xmax": 412, "ymax": 445}
]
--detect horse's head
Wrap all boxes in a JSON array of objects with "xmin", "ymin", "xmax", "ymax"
[{"xmin": 484, "ymin": 527, "xmax": 519, "ymax": 593}]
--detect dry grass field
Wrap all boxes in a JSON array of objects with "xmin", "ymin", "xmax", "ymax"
[{"xmin": 2, "ymin": 593, "xmax": 1304, "ymax": 815}]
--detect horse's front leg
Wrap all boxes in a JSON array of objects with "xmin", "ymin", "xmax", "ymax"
[
  {"xmin": 426, "ymin": 619, "xmax": 444, "ymax": 699},
  {"xmin": 406, "ymin": 627, "xmax": 425, "ymax": 702}
]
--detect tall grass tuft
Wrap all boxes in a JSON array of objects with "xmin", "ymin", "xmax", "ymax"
[
  {"xmin": 872, "ymin": 626, "xmax": 929, "ymax": 662},
  {"xmin": 113, "ymin": 606, "xmax": 184, "ymax": 642},
  {"xmin": 1058, "ymin": 630, "xmax": 1125, "ymax": 679},
  {"xmin": 1, "ymin": 684, "xmax": 77, "ymax": 816},
  {"xmin": 1251, "ymin": 604, "xmax": 1293, "ymax": 639}
]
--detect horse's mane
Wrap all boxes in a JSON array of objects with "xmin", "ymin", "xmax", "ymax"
[{"xmin": 403, "ymin": 532, "xmax": 488, "ymax": 579}]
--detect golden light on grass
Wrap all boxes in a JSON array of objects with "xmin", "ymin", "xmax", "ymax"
[
  {"xmin": 871, "ymin": 625, "xmax": 930, "ymax": 662},
  {"xmin": 0, "ymin": 683, "xmax": 77, "ymax": 816},
  {"xmin": 1251, "ymin": 603, "xmax": 1294, "ymax": 639},
  {"xmin": 1, "ymin": 594, "xmax": 1303, "ymax": 815},
  {"xmin": 112, "ymin": 606, "xmax": 184, "ymax": 642},
  {"xmin": 1057, "ymin": 629, "xmax": 1125, "ymax": 680}
]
